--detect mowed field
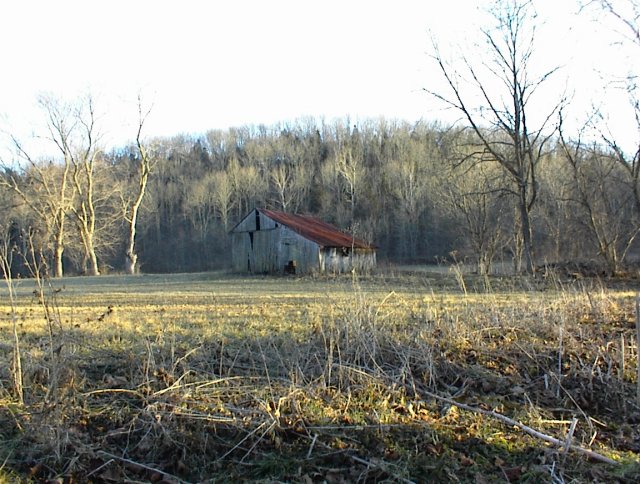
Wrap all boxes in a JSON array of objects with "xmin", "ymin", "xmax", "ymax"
[{"xmin": 1, "ymin": 270, "xmax": 640, "ymax": 482}]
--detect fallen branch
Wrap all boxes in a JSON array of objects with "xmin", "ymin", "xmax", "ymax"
[{"xmin": 420, "ymin": 389, "xmax": 618, "ymax": 465}]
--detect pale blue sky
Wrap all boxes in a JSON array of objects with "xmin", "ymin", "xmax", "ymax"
[{"xmin": 0, "ymin": 0, "xmax": 635, "ymax": 158}]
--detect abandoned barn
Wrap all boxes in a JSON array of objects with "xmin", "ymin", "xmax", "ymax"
[{"xmin": 230, "ymin": 208, "xmax": 376, "ymax": 274}]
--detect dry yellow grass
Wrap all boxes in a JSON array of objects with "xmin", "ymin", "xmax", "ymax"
[{"xmin": 1, "ymin": 270, "xmax": 639, "ymax": 482}]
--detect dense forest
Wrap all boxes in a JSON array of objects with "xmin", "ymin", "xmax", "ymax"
[
  {"xmin": 0, "ymin": 111, "xmax": 638, "ymax": 277},
  {"xmin": 1, "ymin": 0, "xmax": 639, "ymax": 277}
]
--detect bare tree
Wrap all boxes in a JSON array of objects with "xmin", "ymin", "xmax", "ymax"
[
  {"xmin": 536, "ymin": 150, "xmax": 580, "ymax": 263},
  {"xmin": 1, "ymin": 161, "xmax": 72, "ymax": 278},
  {"xmin": 185, "ymin": 171, "xmax": 224, "ymax": 245},
  {"xmin": 211, "ymin": 171, "xmax": 233, "ymax": 230},
  {"xmin": 443, "ymin": 159, "xmax": 509, "ymax": 275},
  {"xmin": 427, "ymin": 0, "xmax": 562, "ymax": 273},
  {"xmin": 585, "ymin": 0, "xmax": 640, "ymax": 215},
  {"xmin": 1, "ymin": 97, "xmax": 77, "ymax": 277},
  {"xmin": 588, "ymin": 0, "xmax": 640, "ymax": 46},
  {"xmin": 334, "ymin": 144, "xmax": 362, "ymax": 225},
  {"xmin": 559, "ymin": 116, "xmax": 640, "ymax": 274},
  {"xmin": 62, "ymin": 95, "xmax": 103, "ymax": 276},
  {"xmin": 319, "ymin": 122, "xmax": 366, "ymax": 226},
  {"xmin": 385, "ymin": 157, "xmax": 428, "ymax": 259},
  {"xmin": 270, "ymin": 162, "xmax": 309, "ymax": 212},
  {"xmin": 270, "ymin": 163, "xmax": 294, "ymax": 211},
  {"xmin": 122, "ymin": 97, "xmax": 155, "ymax": 275},
  {"xmin": 227, "ymin": 157, "xmax": 267, "ymax": 218}
]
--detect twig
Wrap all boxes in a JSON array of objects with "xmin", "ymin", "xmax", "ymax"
[
  {"xmin": 557, "ymin": 316, "xmax": 564, "ymax": 398},
  {"xmin": 194, "ymin": 376, "xmax": 249, "ymax": 391},
  {"xmin": 349, "ymin": 454, "xmax": 417, "ymax": 484},
  {"xmin": 217, "ymin": 421, "xmax": 268, "ymax": 462},
  {"xmin": 305, "ymin": 423, "xmax": 406, "ymax": 431},
  {"xmin": 85, "ymin": 458, "xmax": 114, "ymax": 479},
  {"xmin": 419, "ymin": 389, "xmax": 618, "ymax": 465},
  {"xmin": 307, "ymin": 433, "xmax": 318, "ymax": 459},
  {"xmin": 2, "ymin": 401, "xmax": 24, "ymax": 432},
  {"xmin": 515, "ymin": 340, "xmax": 594, "ymax": 435},
  {"xmin": 1, "ymin": 451, "xmax": 13, "ymax": 474},
  {"xmin": 96, "ymin": 450, "xmax": 191, "ymax": 484},
  {"xmin": 153, "ymin": 370, "xmax": 192, "ymax": 397},
  {"xmin": 563, "ymin": 417, "xmax": 579, "ymax": 460},
  {"xmin": 240, "ymin": 419, "xmax": 277, "ymax": 463},
  {"xmin": 159, "ymin": 403, "xmax": 236, "ymax": 423},
  {"xmin": 82, "ymin": 388, "xmax": 146, "ymax": 399},
  {"xmin": 620, "ymin": 333, "xmax": 625, "ymax": 381}
]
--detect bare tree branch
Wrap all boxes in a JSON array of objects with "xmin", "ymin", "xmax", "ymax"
[{"xmin": 426, "ymin": 0, "xmax": 562, "ymax": 273}]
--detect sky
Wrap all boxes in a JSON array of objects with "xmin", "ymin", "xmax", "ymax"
[{"xmin": 0, "ymin": 0, "xmax": 637, "ymax": 159}]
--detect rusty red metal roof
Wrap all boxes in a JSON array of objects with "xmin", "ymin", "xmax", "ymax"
[{"xmin": 258, "ymin": 208, "xmax": 374, "ymax": 249}]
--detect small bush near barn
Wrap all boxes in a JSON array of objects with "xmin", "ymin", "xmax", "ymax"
[{"xmin": 1, "ymin": 270, "xmax": 639, "ymax": 482}]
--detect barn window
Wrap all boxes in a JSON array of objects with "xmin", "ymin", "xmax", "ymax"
[
  {"xmin": 249, "ymin": 231, "xmax": 254, "ymax": 249},
  {"xmin": 255, "ymin": 211, "xmax": 261, "ymax": 231}
]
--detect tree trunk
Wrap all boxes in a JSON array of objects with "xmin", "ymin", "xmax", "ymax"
[
  {"xmin": 123, "ymin": 100, "xmax": 153, "ymax": 276},
  {"xmin": 125, "ymin": 213, "xmax": 139, "ymax": 275},
  {"xmin": 123, "ymin": 159, "xmax": 149, "ymax": 275},
  {"xmin": 519, "ymin": 185, "xmax": 535, "ymax": 274},
  {"xmin": 86, "ymin": 232, "xmax": 100, "ymax": 276},
  {"xmin": 125, "ymin": 251, "xmax": 138, "ymax": 275},
  {"xmin": 53, "ymin": 240, "xmax": 64, "ymax": 278},
  {"xmin": 88, "ymin": 250, "xmax": 100, "ymax": 276}
]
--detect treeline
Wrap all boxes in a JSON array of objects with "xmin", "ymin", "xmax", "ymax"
[
  {"xmin": 2, "ymin": 1, "xmax": 639, "ymax": 278},
  {"xmin": 1, "ymin": 104, "xmax": 638, "ymax": 276}
]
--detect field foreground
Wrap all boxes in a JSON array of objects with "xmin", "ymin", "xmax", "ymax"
[{"xmin": 1, "ymin": 271, "xmax": 640, "ymax": 482}]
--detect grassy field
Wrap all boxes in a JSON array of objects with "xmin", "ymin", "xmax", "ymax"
[{"xmin": 1, "ymin": 270, "xmax": 640, "ymax": 482}]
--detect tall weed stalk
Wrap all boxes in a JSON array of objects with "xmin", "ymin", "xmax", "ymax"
[{"xmin": 0, "ymin": 228, "xmax": 23, "ymax": 404}]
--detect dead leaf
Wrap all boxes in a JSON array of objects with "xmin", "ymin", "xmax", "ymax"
[
  {"xmin": 425, "ymin": 443, "xmax": 442, "ymax": 455},
  {"xmin": 460, "ymin": 454, "xmax": 475, "ymax": 466},
  {"xmin": 502, "ymin": 466, "xmax": 523, "ymax": 481},
  {"xmin": 28, "ymin": 463, "xmax": 43, "ymax": 478}
]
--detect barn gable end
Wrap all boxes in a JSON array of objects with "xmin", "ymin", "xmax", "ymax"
[{"xmin": 229, "ymin": 208, "xmax": 376, "ymax": 275}]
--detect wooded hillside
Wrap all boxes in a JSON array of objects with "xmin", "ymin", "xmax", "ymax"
[
  {"xmin": 2, "ymin": 1, "xmax": 639, "ymax": 277},
  {"xmin": 1, "ymin": 114, "xmax": 638, "ymax": 276}
]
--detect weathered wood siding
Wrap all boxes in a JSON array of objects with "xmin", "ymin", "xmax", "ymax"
[
  {"xmin": 279, "ymin": 226, "xmax": 320, "ymax": 274},
  {"xmin": 319, "ymin": 247, "xmax": 376, "ymax": 274},
  {"xmin": 231, "ymin": 208, "xmax": 376, "ymax": 275},
  {"xmin": 231, "ymin": 232, "xmax": 254, "ymax": 272},
  {"xmin": 231, "ymin": 210, "xmax": 321, "ymax": 274}
]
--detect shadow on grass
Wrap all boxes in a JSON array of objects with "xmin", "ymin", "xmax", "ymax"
[{"xmin": 2, "ymin": 318, "xmax": 640, "ymax": 483}]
